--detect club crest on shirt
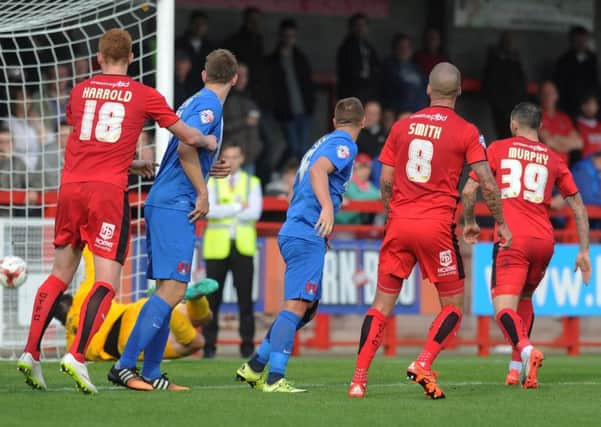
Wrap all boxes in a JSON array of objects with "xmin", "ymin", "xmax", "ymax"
[
  {"xmin": 337, "ymin": 144, "xmax": 350, "ymax": 159},
  {"xmin": 200, "ymin": 109, "xmax": 214, "ymax": 124},
  {"xmin": 177, "ymin": 262, "xmax": 191, "ymax": 275}
]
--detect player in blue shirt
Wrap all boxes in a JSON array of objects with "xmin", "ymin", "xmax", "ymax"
[
  {"xmin": 109, "ymin": 49, "xmax": 239, "ymax": 391},
  {"xmin": 236, "ymin": 98, "xmax": 365, "ymax": 392}
]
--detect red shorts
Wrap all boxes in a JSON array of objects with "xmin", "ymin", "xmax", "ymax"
[
  {"xmin": 54, "ymin": 182, "xmax": 130, "ymax": 264},
  {"xmin": 491, "ymin": 237, "xmax": 554, "ymax": 297},
  {"xmin": 378, "ymin": 218, "xmax": 464, "ymax": 297}
]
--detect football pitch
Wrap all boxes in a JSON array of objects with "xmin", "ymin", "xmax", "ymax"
[{"xmin": 1, "ymin": 355, "xmax": 600, "ymax": 427}]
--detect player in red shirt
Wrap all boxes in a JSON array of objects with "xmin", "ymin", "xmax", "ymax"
[
  {"xmin": 348, "ymin": 63, "xmax": 511, "ymax": 399},
  {"xmin": 539, "ymin": 81, "xmax": 582, "ymax": 164},
  {"xmin": 462, "ymin": 102, "xmax": 591, "ymax": 389},
  {"xmin": 576, "ymin": 92, "xmax": 601, "ymax": 158},
  {"xmin": 17, "ymin": 29, "xmax": 219, "ymax": 394}
]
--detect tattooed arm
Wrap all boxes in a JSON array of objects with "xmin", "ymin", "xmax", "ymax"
[
  {"xmin": 461, "ymin": 177, "xmax": 481, "ymax": 244},
  {"xmin": 380, "ymin": 164, "xmax": 394, "ymax": 218},
  {"xmin": 564, "ymin": 192, "xmax": 592, "ymax": 284},
  {"xmin": 470, "ymin": 161, "xmax": 512, "ymax": 248}
]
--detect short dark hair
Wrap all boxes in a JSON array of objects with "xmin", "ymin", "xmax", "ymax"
[
  {"xmin": 335, "ymin": 97, "xmax": 364, "ymax": 126},
  {"xmin": 579, "ymin": 90, "xmax": 598, "ymax": 106},
  {"xmin": 204, "ymin": 49, "xmax": 238, "ymax": 84},
  {"xmin": 510, "ymin": 102, "xmax": 542, "ymax": 130},
  {"xmin": 189, "ymin": 11, "xmax": 208, "ymax": 23},
  {"xmin": 243, "ymin": 6, "xmax": 261, "ymax": 21},
  {"xmin": 569, "ymin": 25, "xmax": 589, "ymax": 39},
  {"xmin": 279, "ymin": 18, "xmax": 297, "ymax": 32},
  {"xmin": 391, "ymin": 32, "xmax": 410, "ymax": 49},
  {"xmin": 221, "ymin": 141, "xmax": 243, "ymax": 154},
  {"xmin": 349, "ymin": 13, "xmax": 367, "ymax": 28},
  {"xmin": 52, "ymin": 293, "xmax": 73, "ymax": 326}
]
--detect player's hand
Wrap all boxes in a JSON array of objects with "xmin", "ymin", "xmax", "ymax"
[
  {"xmin": 209, "ymin": 159, "xmax": 231, "ymax": 178},
  {"xmin": 575, "ymin": 251, "xmax": 592, "ymax": 285},
  {"xmin": 201, "ymin": 135, "xmax": 218, "ymax": 152},
  {"xmin": 189, "ymin": 193, "xmax": 209, "ymax": 223},
  {"xmin": 129, "ymin": 160, "xmax": 158, "ymax": 179},
  {"xmin": 497, "ymin": 222, "xmax": 512, "ymax": 249},
  {"xmin": 463, "ymin": 222, "xmax": 480, "ymax": 245},
  {"xmin": 314, "ymin": 206, "xmax": 334, "ymax": 238}
]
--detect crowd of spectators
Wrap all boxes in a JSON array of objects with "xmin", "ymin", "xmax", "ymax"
[{"xmin": 1, "ymin": 7, "xmax": 601, "ymax": 228}]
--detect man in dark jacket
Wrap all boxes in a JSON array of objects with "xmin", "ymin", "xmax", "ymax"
[
  {"xmin": 483, "ymin": 31, "xmax": 527, "ymax": 139},
  {"xmin": 267, "ymin": 19, "xmax": 315, "ymax": 163},
  {"xmin": 174, "ymin": 11, "xmax": 214, "ymax": 93},
  {"xmin": 336, "ymin": 13, "xmax": 379, "ymax": 102},
  {"xmin": 554, "ymin": 26, "xmax": 599, "ymax": 117}
]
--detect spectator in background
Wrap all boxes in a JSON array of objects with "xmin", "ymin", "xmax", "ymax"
[
  {"xmin": 267, "ymin": 19, "xmax": 315, "ymax": 164},
  {"xmin": 222, "ymin": 63, "xmax": 262, "ymax": 173},
  {"xmin": 572, "ymin": 152, "xmax": 601, "ymax": 229},
  {"xmin": 336, "ymin": 13, "xmax": 380, "ymax": 102},
  {"xmin": 38, "ymin": 121, "xmax": 69, "ymax": 189},
  {"xmin": 381, "ymin": 108, "xmax": 396, "ymax": 135},
  {"xmin": 175, "ymin": 11, "xmax": 214, "ymax": 93},
  {"xmin": 265, "ymin": 160, "xmax": 297, "ymax": 199},
  {"xmin": 73, "ymin": 56, "xmax": 91, "ymax": 85},
  {"xmin": 539, "ymin": 81, "xmax": 582, "ymax": 165},
  {"xmin": 0, "ymin": 127, "xmax": 39, "ymax": 216},
  {"xmin": 335, "ymin": 153, "xmax": 380, "ymax": 225},
  {"xmin": 413, "ymin": 28, "xmax": 449, "ymax": 75},
  {"xmin": 174, "ymin": 50, "xmax": 197, "ymax": 108},
  {"xmin": 554, "ymin": 26, "xmax": 599, "ymax": 117},
  {"xmin": 33, "ymin": 64, "xmax": 71, "ymax": 134},
  {"xmin": 223, "ymin": 7, "xmax": 265, "ymax": 100},
  {"xmin": 6, "ymin": 88, "xmax": 43, "ymax": 171},
  {"xmin": 483, "ymin": 31, "xmax": 527, "ymax": 139},
  {"xmin": 203, "ymin": 143, "xmax": 262, "ymax": 359},
  {"xmin": 576, "ymin": 92, "xmax": 601, "ymax": 159},
  {"xmin": 356, "ymin": 100, "xmax": 386, "ymax": 158},
  {"xmin": 381, "ymin": 33, "xmax": 428, "ymax": 113}
]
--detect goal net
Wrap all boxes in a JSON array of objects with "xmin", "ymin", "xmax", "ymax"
[{"xmin": 0, "ymin": 0, "xmax": 164, "ymax": 359}]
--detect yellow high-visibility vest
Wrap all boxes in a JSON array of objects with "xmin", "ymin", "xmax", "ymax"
[{"xmin": 203, "ymin": 172, "xmax": 259, "ymax": 260}]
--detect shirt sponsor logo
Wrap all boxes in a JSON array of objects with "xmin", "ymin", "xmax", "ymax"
[
  {"xmin": 200, "ymin": 109, "xmax": 214, "ymax": 124},
  {"xmin": 337, "ymin": 144, "xmax": 350, "ymax": 159},
  {"xmin": 91, "ymin": 80, "xmax": 131, "ymax": 88},
  {"xmin": 411, "ymin": 113, "xmax": 448, "ymax": 121},
  {"xmin": 99, "ymin": 222, "xmax": 116, "ymax": 241}
]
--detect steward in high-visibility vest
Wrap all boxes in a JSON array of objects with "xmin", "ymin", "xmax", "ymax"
[{"xmin": 202, "ymin": 143, "xmax": 262, "ymax": 358}]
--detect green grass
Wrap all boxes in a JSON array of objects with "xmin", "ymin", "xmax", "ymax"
[{"xmin": 1, "ymin": 355, "xmax": 601, "ymax": 427}]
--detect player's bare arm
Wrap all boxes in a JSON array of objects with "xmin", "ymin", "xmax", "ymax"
[
  {"xmin": 129, "ymin": 160, "xmax": 158, "ymax": 179},
  {"xmin": 209, "ymin": 159, "xmax": 231, "ymax": 178},
  {"xmin": 311, "ymin": 156, "xmax": 336, "ymax": 238},
  {"xmin": 564, "ymin": 192, "xmax": 592, "ymax": 284},
  {"xmin": 470, "ymin": 160, "xmax": 512, "ymax": 248},
  {"xmin": 380, "ymin": 164, "xmax": 394, "ymax": 219},
  {"xmin": 177, "ymin": 143, "xmax": 209, "ymax": 222},
  {"xmin": 168, "ymin": 119, "xmax": 217, "ymax": 151},
  {"xmin": 461, "ymin": 177, "xmax": 481, "ymax": 244}
]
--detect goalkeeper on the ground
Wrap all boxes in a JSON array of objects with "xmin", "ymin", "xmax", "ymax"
[{"xmin": 53, "ymin": 248, "xmax": 216, "ymax": 361}]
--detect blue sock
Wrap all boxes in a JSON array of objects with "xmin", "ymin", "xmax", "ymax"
[
  {"xmin": 141, "ymin": 312, "xmax": 171, "ymax": 380},
  {"xmin": 249, "ymin": 325, "xmax": 273, "ymax": 372},
  {"xmin": 116, "ymin": 294, "xmax": 171, "ymax": 369},
  {"xmin": 266, "ymin": 310, "xmax": 300, "ymax": 385}
]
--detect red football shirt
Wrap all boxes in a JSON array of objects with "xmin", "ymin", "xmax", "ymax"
[
  {"xmin": 62, "ymin": 74, "xmax": 179, "ymax": 190},
  {"xmin": 470, "ymin": 136, "xmax": 579, "ymax": 241},
  {"xmin": 379, "ymin": 106, "xmax": 486, "ymax": 222},
  {"xmin": 541, "ymin": 110, "xmax": 574, "ymax": 164},
  {"xmin": 576, "ymin": 117, "xmax": 601, "ymax": 158}
]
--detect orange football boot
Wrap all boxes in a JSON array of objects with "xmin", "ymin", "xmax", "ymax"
[
  {"xmin": 348, "ymin": 382, "xmax": 367, "ymax": 398},
  {"xmin": 505, "ymin": 368, "xmax": 520, "ymax": 386},
  {"xmin": 406, "ymin": 361, "xmax": 445, "ymax": 399},
  {"xmin": 522, "ymin": 348, "xmax": 544, "ymax": 389}
]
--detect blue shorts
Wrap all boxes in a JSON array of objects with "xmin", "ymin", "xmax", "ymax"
[
  {"xmin": 278, "ymin": 235, "xmax": 326, "ymax": 302},
  {"xmin": 146, "ymin": 205, "xmax": 195, "ymax": 282}
]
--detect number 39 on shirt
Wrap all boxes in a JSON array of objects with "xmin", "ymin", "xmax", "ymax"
[
  {"xmin": 79, "ymin": 100, "xmax": 125, "ymax": 143},
  {"xmin": 500, "ymin": 159, "xmax": 548, "ymax": 204}
]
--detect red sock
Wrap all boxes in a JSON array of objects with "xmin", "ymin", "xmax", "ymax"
[
  {"xmin": 24, "ymin": 275, "xmax": 68, "ymax": 360},
  {"xmin": 68, "ymin": 282, "xmax": 114, "ymax": 363},
  {"xmin": 417, "ymin": 305, "xmax": 462, "ymax": 369},
  {"xmin": 352, "ymin": 308, "xmax": 387, "ymax": 384},
  {"xmin": 511, "ymin": 299, "xmax": 534, "ymax": 362},
  {"xmin": 496, "ymin": 308, "xmax": 531, "ymax": 354}
]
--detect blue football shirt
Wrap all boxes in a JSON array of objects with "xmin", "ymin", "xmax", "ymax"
[
  {"xmin": 279, "ymin": 129, "xmax": 357, "ymax": 241},
  {"xmin": 146, "ymin": 88, "xmax": 223, "ymax": 211}
]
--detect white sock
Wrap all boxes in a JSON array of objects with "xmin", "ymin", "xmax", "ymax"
[
  {"xmin": 520, "ymin": 345, "xmax": 533, "ymax": 361},
  {"xmin": 509, "ymin": 361, "xmax": 522, "ymax": 372}
]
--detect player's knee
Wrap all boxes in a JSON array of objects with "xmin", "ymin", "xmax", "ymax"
[
  {"xmin": 372, "ymin": 288, "xmax": 401, "ymax": 317},
  {"xmin": 188, "ymin": 334, "xmax": 204, "ymax": 353},
  {"xmin": 156, "ymin": 280, "xmax": 187, "ymax": 307}
]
